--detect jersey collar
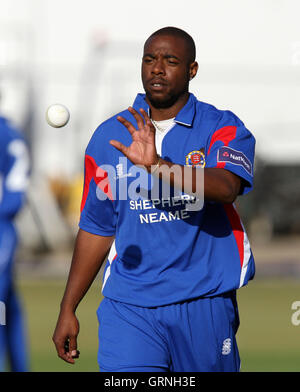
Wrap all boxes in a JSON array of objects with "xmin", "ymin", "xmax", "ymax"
[{"xmin": 132, "ymin": 93, "xmax": 197, "ymax": 128}]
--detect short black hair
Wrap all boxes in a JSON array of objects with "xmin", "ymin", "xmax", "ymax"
[{"xmin": 145, "ymin": 26, "xmax": 196, "ymax": 63}]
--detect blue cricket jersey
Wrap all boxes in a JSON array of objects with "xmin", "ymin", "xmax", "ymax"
[{"xmin": 79, "ymin": 93, "xmax": 256, "ymax": 307}]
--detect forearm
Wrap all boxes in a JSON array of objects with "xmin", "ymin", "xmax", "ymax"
[
  {"xmin": 203, "ymin": 167, "xmax": 241, "ymax": 203},
  {"xmin": 60, "ymin": 229, "xmax": 114, "ymax": 313},
  {"xmin": 150, "ymin": 158, "xmax": 241, "ymax": 204}
]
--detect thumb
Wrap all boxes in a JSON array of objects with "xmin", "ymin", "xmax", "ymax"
[{"xmin": 69, "ymin": 335, "xmax": 79, "ymax": 358}]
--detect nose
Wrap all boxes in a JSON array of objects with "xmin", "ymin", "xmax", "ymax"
[{"xmin": 152, "ymin": 57, "xmax": 165, "ymax": 75}]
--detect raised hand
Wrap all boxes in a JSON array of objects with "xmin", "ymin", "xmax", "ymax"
[{"xmin": 110, "ymin": 107, "xmax": 159, "ymax": 170}]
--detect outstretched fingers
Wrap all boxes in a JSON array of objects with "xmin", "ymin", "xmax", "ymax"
[
  {"xmin": 110, "ymin": 140, "xmax": 128, "ymax": 156},
  {"xmin": 117, "ymin": 107, "xmax": 154, "ymax": 135},
  {"xmin": 117, "ymin": 116, "xmax": 136, "ymax": 135},
  {"xmin": 139, "ymin": 108, "xmax": 155, "ymax": 132},
  {"xmin": 128, "ymin": 106, "xmax": 145, "ymax": 129}
]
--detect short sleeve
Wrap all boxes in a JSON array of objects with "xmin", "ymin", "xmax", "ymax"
[
  {"xmin": 79, "ymin": 130, "xmax": 117, "ymax": 236},
  {"xmin": 206, "ymin": 114, "xmax": 256, "ymax": 195}
]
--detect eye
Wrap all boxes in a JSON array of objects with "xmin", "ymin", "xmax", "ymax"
[
  {"xmin": 167, "ymin": 58, "xmax": 178, "ymax": 65},
  {"xmin": 143, "ymin": 57, "xmax": 153, "ymax": 64}
]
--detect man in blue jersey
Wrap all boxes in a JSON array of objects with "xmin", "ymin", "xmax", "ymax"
[
  {"xmin": 0, "ymin": 112, "xmax": 30, "ymax": 371},
  {"xmin": 53, "ymin": 27, "xmax": 255, "ymax": 372}
]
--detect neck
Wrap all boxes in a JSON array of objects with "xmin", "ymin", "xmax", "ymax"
[{"xmin": 146, "ymin": 92, "xmax": 189, "ymax": 121}]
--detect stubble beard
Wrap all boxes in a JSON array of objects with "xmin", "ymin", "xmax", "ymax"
[
  {"xmin": 143, "ymin": 78, "xmax": 190, "ymax": 110},
  {"xmin": 145, "ymin": 91, "xmax": 180, "ymax": 109}
]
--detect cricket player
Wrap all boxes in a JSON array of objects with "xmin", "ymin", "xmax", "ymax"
[
  {"xmin": 53, "ymin": 27, "xmax": 256, "ymax": 372},
  {"xmin": 0, "ymin": 113, "xmax": 30, "ymax": 371}
]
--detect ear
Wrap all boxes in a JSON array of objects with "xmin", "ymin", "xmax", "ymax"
[{"xmin": 189, "ymin": 61, "xmax": 198, "ymax": 80}]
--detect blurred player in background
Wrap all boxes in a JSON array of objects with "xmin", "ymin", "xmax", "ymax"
[
  {"xmin": 0, "ymin": 99, "xmax": 30, "ymax": 372},
  {"xmin": 53, "ymin": 27, "xmax": 256, "ymax": 372}
]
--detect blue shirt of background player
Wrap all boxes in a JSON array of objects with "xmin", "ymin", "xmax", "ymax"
[{"xmin": 0, "ymin": 116, "xmax": 30, "ymax": 372}]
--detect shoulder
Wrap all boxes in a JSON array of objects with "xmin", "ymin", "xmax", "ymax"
[
  {"xmin": 194, "ymin": 97, "xmax": 243, "ymax": 126},
  {"xmin": 193, "ymin": 97, "xmax": 254, "ymax": 139}
]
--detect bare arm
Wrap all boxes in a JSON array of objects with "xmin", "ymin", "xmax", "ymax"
[
  {"xmin": 52, "ymin": 228, "xmax": 114, "ymax": 364},
  {"xmin": 203, "ymin": 168, "xmax": 241, "ymax": 203}
]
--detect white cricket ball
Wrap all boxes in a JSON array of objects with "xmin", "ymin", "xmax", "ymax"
[{"xmin": 46, "ymin": 104, "xmax": 70, "ymax": 128}]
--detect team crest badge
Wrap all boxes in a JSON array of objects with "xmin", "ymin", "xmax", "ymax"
[{"xmin": 185, "ymin": 148, "xmax": 206, "ymax": 168}]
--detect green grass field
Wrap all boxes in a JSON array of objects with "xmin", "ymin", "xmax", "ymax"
[{"xmin": 14, "ymin": 277, "xmax": 300, "ymax": 372}]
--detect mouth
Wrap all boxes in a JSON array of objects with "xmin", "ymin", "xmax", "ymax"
[{"xmin": 149, "ymin": 79, "xmax": 168, "ymax": 91}]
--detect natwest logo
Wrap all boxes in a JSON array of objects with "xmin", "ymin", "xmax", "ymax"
[
  {"xmin": 230, "ymin": 153, "xmax": 251, "ymax": 171},
  {"xmin": 217, "ymin": 146, "xmax": 252, "ymax": 175}
]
